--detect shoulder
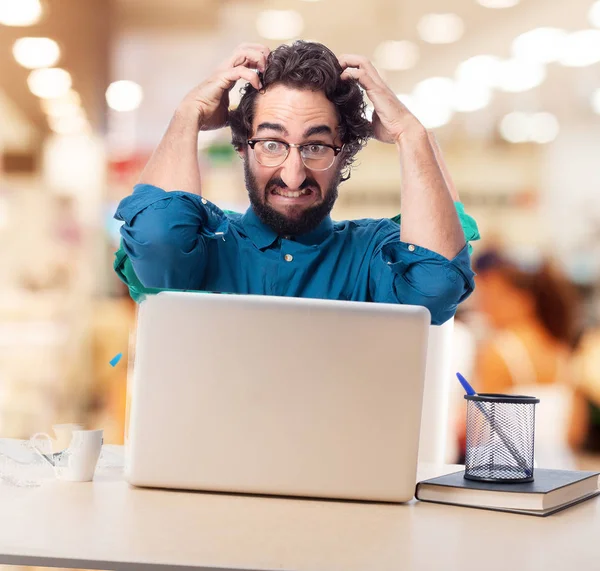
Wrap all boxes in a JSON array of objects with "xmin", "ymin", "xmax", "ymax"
[
  {"xmin": 222, "ymin": 209, "xmax": 243, "ymax": 223},
  {"xmin": 192, "ymin": 199, "xmax": 245, "ymax": 231}
]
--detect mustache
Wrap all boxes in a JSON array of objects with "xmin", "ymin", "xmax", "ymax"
[{"xmin": 266, "ymin": 177, "xmax": 320, "ymax": 192}]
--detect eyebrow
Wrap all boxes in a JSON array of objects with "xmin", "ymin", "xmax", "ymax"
[
  {"xmin": 303, "ymin": 125, "xmax": 333, "ymax": 138},
  {"xmin": 255, "ymin": 123, "xmax": 334, "ymax": 139},
  {"xmin": 256, "ymin": 122, "xmax": 289, "ymax": 136}
]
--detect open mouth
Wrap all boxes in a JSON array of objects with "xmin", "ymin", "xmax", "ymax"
[
  {"xmin": 270, "ymin": 188, "xmax": 313, "ymax": 199},
  {"xmin": 270, "ymin": 187, "xmax": 314, "ymax": 199}
]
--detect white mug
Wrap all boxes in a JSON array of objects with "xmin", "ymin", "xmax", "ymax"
[
  {"xmin": 30, "ymin": 429, "xmax": 104, "ymax": 482},
  {"xmin": 52, "ymin": 423, "xmax": 84, "ymax": 451}
]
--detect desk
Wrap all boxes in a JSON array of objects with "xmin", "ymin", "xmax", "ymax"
[{"xmin": 0, "ymin": 455, "xmax": 598, "ymax": 571}]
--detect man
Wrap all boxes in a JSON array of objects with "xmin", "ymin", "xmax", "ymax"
[{"xmin": 114, "ymin": 41, "xmax": 478, "ymax": 325}]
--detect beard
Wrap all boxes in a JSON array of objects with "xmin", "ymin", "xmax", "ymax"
[{"xmin": 244, "ymin": 158, "xmax": 340, "ymax": 236}]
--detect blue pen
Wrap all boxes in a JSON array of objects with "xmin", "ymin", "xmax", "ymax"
[
  {"xmin": 456, "ymin": 372, "xmax": 532, "ymax": 479},
  {"xmin": 456, "ymin": 372, "xmax": 477, "ymax": 396}
]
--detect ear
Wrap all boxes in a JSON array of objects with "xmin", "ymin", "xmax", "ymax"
[{"xmin": 236, "ymin": 146, "xmax": 247, "ymax": 160}]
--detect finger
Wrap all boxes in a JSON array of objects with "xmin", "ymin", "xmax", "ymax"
[
  {"xmin": 236, "ymin": 43, "xmax": 270, "ymax": 57},
  {"xmin": 340, "ymin": 67, "xmax": 364, "ymax": 82},
  {"xmin": 228, "ymin": 48, "xmax": 268, "ymax": 73},
  {"xmin": 247, "ymin": 43, "xmax": 271, "ymax": 60},
  {"xmin": 222, "ymin": 65, "xmax": 262, "ymax": 91},
  {"xmin": 340, "ymin": 67, "xmax": 378, "ymax": 91},
  {"xmin": 230, "ymin": 44, "xmax": 270, "ymax": 69},
  {"xmin": 338, "ymin": 54, "xmax": 385, "ymax": 87},
  {"xmin": 338, "ymin": 54, "xmax": 376, "ymax": 73}
]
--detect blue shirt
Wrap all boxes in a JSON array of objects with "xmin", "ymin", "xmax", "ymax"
[{"xmin": 114, "ymin": 184, "xmax": 476, "ymax": 325}]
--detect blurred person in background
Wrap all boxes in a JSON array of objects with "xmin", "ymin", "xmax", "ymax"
[
  {"xmin": 466, "ymin": 249, "xmax": 585, "ymax": 467},
  {"xmin": 114, "ymin": 41, "xmax": 479, "ymax": 325},
  {"xmin": 474, "ymin": 249, "xmax": 579, "ymax": 389},
  {"xmin": 570, "ymin": 326, "xmax": 600, "ymax": 464}
]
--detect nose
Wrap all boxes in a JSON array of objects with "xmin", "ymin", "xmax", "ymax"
[{"xmin": 279, "ymin": 147, "xmax": 307, "ymax": 191}]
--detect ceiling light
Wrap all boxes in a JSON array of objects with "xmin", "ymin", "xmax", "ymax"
[
  {"xmin": 413, "ymin": 75, "xmax": 492, "ymax": 114},
  {"xmin": 0, "ymin": 0, "xmax": 42, "ymax": 26},
  {"xmin": 499, "ymin": 112, "xmax": 529, "ymax": 143},
  {"xmin": 455, "ymin": 55, "xmax": 502, "ymax": 88},
  {"xmin": 410, "ymin": 103, "xmax": 454, "ymax": 129},
  {"xmin": 417, "ymin": 13, "xmax": 464, "ymax": 44},
  {"xmin": 558, "ymin": 30, "xmax": 600, "ymax": 67},
  {"xmin": 13, "ymin": 37, "xmax": 60, "ymax": 70},
  {"xmin": 40, "ymin": 90, "xmax": 82, "ymax": 117},
  {"xmin": 589, "ymin": 1, "xmax": 600, "ymax": 28},
  {"xmin": 529, "ymin": 112, "xmax": 559, "ymax": 144},
  {"xmin": 414, "ymin": 77, "xmax": 455, "ymax": 102},
  {"xmin": 412, "ymin": 78, "xmax": 455, "ymax": 129},
  {"xmin": 495, "ymin": 59, "xmax": 546, "ymax": 92},
  {"xmin": 374, "ymin": 40, "xmax": 419, "ymax": 71},
  {"xmin": 27, "ymin": 68, "xmax": 72, "ymax": 99},
  {"xmin": 43, "ymin": 100, "xmax": 83, "ymax": 119},
  {"xmin": 452, "ymin": 81, "xmax": 492, "ymax": 112},
  {"xmin": 592, "ymin": 89, "xmax": 600, "ymax": 114},
  {"xmin": 48, "ymin": 114, "xmax": 89, "ymax": 136},
  {"xmin": 511, "ymin": 28, "xmax": 567, "ymax": 64},
  {"xmin": 477, "ymin": 0, "xmax": 519, "ymax": 8},
  {"xmin": 256, "ymin": 10, "xmax": 304, "ymax": 40},
  {"xmin": 106, "ymin": 80, "xmax": 143, "ymax": 112},
  {"xmin": 41, "ymin": 90, "xmax": 85, "ymax": 122}
]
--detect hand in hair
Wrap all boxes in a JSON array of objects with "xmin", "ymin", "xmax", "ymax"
[
  {"xmin": 338, "ymin": 54, "xmax": 423, "ymax": 144},
  {"xmin": 181, "ymin": 43, "xmax": 270, "ymax": 131}
]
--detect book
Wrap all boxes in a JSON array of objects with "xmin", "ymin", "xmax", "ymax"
[{"xmin": 415, "ymin": 468, "xmax": 600, "ymax": 517}]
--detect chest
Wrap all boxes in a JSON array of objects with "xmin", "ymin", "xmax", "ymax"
[{"xmin": 202, "ymin": 234, "xmax": 371, "ymax": 300}]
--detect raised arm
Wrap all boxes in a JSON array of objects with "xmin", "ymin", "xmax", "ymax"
[
  {"xmin": 339, "ymin": 54, "xmax": 464, "ymax": 260},
  {"xmin": 138, "ymin": 43, "xmax": 269, "ymax": 194}
]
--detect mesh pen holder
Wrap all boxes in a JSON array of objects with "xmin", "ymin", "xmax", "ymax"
[{"xmin": 464, "ymin": 393, "xmax": 539, "ymax": 483}]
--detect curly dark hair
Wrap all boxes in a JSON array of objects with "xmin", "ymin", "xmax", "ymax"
[{"xmin": 229, "ymin": 41, "xmax": 372, "ymax": 181}]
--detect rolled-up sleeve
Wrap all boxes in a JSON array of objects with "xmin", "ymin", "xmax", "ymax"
[
  {"xmin": 369, "ymin": 225, "xmax": 475, "ymax": 325},
  {"xmin": 114, "ymin": 184, "xmax": 227, "ymax": 290}
]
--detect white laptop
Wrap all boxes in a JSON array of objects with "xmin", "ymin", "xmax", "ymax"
[{"xmin": 125, "ymin": 291, "xmax": 430, "ymax": 503}]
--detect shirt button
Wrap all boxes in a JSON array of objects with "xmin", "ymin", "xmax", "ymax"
[
  {"xmin": 408, "ymin": 244, "xmax": 415, "ymax": 252},
  {"xmin": 201, "ymin": 198, "xmax": 207, "ymax": 205},
  {"xmin": 284, "ymin": 254, "xmax": 293, "ymax": 262}
]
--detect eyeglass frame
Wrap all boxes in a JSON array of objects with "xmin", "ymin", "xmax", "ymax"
[{"xmin": 247, "ymin": 138, "xmax": 344, "ymax": 171}]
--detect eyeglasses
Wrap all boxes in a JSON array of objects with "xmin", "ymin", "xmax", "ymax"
[{"xmin": 247, "ymin": 138, "xmax": 343, "ymax": 171}]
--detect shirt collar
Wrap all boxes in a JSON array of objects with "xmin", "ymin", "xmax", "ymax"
[{"xmin": 241, "ymin": 206, "xmax": 334, "ymax": 250}]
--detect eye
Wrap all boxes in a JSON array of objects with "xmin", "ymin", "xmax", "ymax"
[
  {"xmin": 260, "ymin": 140, "xmax": 286, "ymax": 154},
  {"xmin": 304, "ymin": 144, "xmax": 328, "ymax": 156}
]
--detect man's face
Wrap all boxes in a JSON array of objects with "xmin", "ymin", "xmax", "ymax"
[{"xmin": 242, "ymin": 85, "xmax": 344, "ymax": 236}]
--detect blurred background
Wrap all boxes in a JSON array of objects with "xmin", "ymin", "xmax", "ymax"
[{"xmin": 1, "ymin": 0, "xmax": 600, "ymax": 494}]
